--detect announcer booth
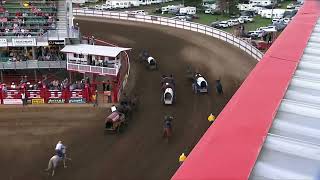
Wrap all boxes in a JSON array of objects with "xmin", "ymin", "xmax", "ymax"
[{"xmin": 61, "ymin": 44, "xmax": 131, "ymax": 102}]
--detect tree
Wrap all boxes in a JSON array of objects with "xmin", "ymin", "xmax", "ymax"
[
  {"xmin": 217, "ymin": 0, "xmax": 239, "ymax": 15},
  {"xmin": 184, "ymin": 0, "xmax": 202, "ymax": 7}
]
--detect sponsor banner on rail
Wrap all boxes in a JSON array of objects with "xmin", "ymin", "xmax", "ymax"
[
  {"xmin": 48, "ymin": 40, "xmax": 65, "ymax": 45},
  {"xmin": 68, "ymin": 98, "xmax": 86, "ymax": 104},
  {"xmin": 0, "ymin": 38, "xmax": 7, "ymax": 46},
  {"xmin": 31, "ymin": 98, "xmax": 45, "ymax": 105},
  {"xmin": 3, "ymin": 99, "xmax": 23, "ymax": 105},
  {"xmin": 48, "ymin": 98, "xmax": 65, "ymax": 104},
  {"xmin": 12, "ymin": 38, "xmax": 36, "ymax": 46}
]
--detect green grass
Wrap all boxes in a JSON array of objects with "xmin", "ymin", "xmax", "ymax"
[
  {"xmin": 243, "ymin": 16, "xmax": 272, "ymax": 31},
  {"xmin": 194, "ymin": 14, "xmax": 230, "ymax": 25}
]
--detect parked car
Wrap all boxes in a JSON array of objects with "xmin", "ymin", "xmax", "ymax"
[
  {"xmin": 237, "ymin": 18, "xmax": 245, "ymax": 24},
  {"xmin": 186, "ymin": 14, "xmax": 199, "ymax": 19},
  {"xmin": 101, "ymin": 4, "xmax": 112, "ymax": 10},
  {"xmin": 210, "ymin": 21, "xmax": 220, "ymax": 28},
  {"xmin": 217, "ymin": 21, "xmax": 230, "ymax": 28},
  {"xmin": 248, "ymin": 30, "xmax": 263, "ymax": 39},
  {"xmin": 240, "ymin": 16, "xmax": 254, "ymax": 23},
  {"xmin": 272, "ymin": 18, "xmax": 280, "ymax": 24},
  {"xmin": 228, "ymin": 19, "xmax": 240, "ymax": 26},
  {"xmin": 94, "ymin": 5, "xmax": 102, "ymax": 10},
  {"xmin": 205, "ymin": 8, "xmax": 213, "ymax": 14},
  {"xmin": 286, "ymin": 3, "xmax": 295, "ymax": 9}
]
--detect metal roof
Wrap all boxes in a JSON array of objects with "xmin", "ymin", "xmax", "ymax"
[
  {"xmin": 61, "ymin": 44, "xmax": 131, "ymax": 57},
  {"xmin": 250, "ymin": 18, "xmax": 320, "ymax": 180}
]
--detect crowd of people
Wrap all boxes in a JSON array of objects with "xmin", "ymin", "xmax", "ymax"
[
  {"xmin": 0, "ymin": 0, "xmax": 57, "ymax": 37},
  {"xmin": 0, "ymin": 75, "xmax": 90, "ymax": 92},
  {"xmin": 0, "ymin": 45, "xmax": 65, "ymax": 62}
]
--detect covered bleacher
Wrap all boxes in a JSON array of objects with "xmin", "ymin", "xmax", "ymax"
[{"xmin": 0, "ymin": 0, "xmax": 58, "ymax": 37}]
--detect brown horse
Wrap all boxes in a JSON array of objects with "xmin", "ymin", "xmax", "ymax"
[{"xmin": 163, "ymin": 126, "xmax": 172, "ymax": 143}]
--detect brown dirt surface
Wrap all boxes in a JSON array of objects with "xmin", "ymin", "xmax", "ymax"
[{"xmin": 0, "ymin": 16, "xmax": 257, "ymax": 180}]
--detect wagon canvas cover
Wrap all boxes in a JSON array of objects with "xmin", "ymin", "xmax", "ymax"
[{"xmin": 106, "ymin": 112, "xmax": 120, "ymax": 122}]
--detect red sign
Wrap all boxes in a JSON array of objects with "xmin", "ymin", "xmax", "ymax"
[
  {"xmin": 48, "ymin": 90, "xmax": 62, "ymax": 99},
  {"xmin": 2, "ymin": 90, "xmax": 21, "ymax": 99},
  {"xmin": 27, "ymin": 90, "xmax": 41, "ymax": 99},
  {"xmin": 70, "ymin": 90, "xmax": 83, "ymax": 98}
]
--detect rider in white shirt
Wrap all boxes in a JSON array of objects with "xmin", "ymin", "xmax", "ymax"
[{"xmin": 55, "ymin": 141, "xmax": 66, "ymax": 158}]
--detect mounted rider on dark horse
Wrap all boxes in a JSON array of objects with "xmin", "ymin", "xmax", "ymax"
[{"xmin": 163, "ymin": 115, "xmax": 173, "ymax": 140}]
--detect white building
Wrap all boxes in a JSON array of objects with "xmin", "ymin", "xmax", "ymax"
[
  {"xmin": 260, "ymin": 9, "xmax": 286, "ymax": 18},
  {"xmin": 105, "ymin": 0, "xmax": 172, "ymax": 8},
  {"xmin": 179, "ymin": 7, "xmax": 196, "ymax": 15},
  {"xmin": 249, "ymin": 0, "xmax": 276, "ymax": 7},
  {"xmin": 72, "ymin": 0, "xmax": 98, "ymax": 4}
]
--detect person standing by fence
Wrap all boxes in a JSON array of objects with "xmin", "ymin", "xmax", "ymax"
[
  {"xmin": 92, "ymin": 90, "xmax": 98, "ymax": 107},
  {"xmin": 21, "ymin": 92, "xmax": 27, "ymax": 106}
]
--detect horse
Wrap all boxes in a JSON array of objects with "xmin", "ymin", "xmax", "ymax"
[
  {"xmin": 163, "ymin": 117, "xmax": 173, "ymax": 143},
  {"xmin": 45, "ymin": 154, "xmax": 71, "ymax": 176},
  {"xmin": 163, "ymin": 126, "xmax": 172, "ymax": 143}
]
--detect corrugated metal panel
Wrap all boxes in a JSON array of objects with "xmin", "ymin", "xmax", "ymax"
[{"xmin": 251, "ymin": 18, "xmax": 320, "ymax": 180}]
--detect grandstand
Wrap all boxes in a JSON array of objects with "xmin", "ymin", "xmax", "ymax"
[{"xmin": 0, "ymin": 0, "xmax": 79, "ymax": 83}]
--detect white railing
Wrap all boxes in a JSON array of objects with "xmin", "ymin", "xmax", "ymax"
[
  {"xmin": 72, "ymin": 9, "xmax": 264, "ymax": 61},
  {"xmin": 67, "ymin": 63, "xmax": 118, "ymax": 76},
  {"xmin": 0, "ymin": 60, "xmax": 66, "ymax": 69}
]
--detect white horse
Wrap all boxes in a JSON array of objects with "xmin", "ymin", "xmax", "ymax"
[{"xmin": 45, "ymin": 154, "xmax": 71, "ymax": 176}]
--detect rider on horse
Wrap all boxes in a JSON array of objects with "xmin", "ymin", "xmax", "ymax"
[
  {"xmin": 55, "ymin": 141, "xmax": 66, "ymax": 159},
  {"xmin": 164, "ymin": 115, "xmax": 173, "ymax": 129}
]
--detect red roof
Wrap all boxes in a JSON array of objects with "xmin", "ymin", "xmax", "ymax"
[{"xmin": 172, "ymin": 0, "xmax": 320, "ymax": 179}]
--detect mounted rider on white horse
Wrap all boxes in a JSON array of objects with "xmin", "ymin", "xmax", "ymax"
[
  {"xmin": 55, "ymin": 141, "xmax": 66, "ymax": 159},
  {"xmin": 45, "ymin": 141, "xmax": 71, "ymax": 176}
]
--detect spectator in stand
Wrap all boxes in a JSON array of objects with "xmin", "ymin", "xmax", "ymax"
[{"xmin": 10, "ymin": 82, "xmax": 16, "ymax": 89}]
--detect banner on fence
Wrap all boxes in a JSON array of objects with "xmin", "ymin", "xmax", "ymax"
[
  {"xmin": 32, "ymin": 98, "xmax": 45, "ymax": 105},
  {"xmin": 48, "ymin": 98, "xmax": 65, "ymax": 104},
  {"xmin": 3, "ymin": 99, "xmax": 22, "ymax": 105},
  {"xmin": 69, "ymin": 98, "xmax": 86, "ymax": 104}
]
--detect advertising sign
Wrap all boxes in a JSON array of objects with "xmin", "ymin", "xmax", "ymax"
[
  {"xmin": 48, "ymin": 40, "xmax": 65, "ymax": 45},
  {"xmin": 3, "ymin": 99, "xmax": 23, "ymax": 105},
  {"xmin": 48, "ymin": 98, "xmax": 65, "ymax": 104},
  {"xmin": 0, "ymin": 38, "xmax": 7, "ymax": 46},
  {"xmin": 69, "ymin": 98, "xmax": 86, "ymax": 104},
  {"xmin": 32, "ymin": 98, "xmax": 45, "ymax": 105},
  {"xmin": 12, "ymin": 38, "xmax": 36, "ymax": 46}
]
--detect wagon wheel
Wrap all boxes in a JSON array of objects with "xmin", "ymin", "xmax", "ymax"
[{"xmin": 117, "ymin": 124, "xmax": 121, "ymax": 133}]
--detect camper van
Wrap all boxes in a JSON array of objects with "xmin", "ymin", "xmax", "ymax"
[
  {"xmin": 260, "ymin": 9, "xmax": 286, "ymax": 19},
  {"xmin": 249, "ymin": 0, "xmax": 276, "ymax": 7},
  {"xmin": 106, "ymin": 0, "xmax": 139, "ymax": 9},
  {"xmin": 179, "ymin": 7, "xmax": 196, "ymax": 15}
]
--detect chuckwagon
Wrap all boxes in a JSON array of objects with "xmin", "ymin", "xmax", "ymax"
[
  {"xmin": 192, "ymin": 73, "xmax": 209, "ymax": 94},
  {"xmin": 104, "ymin": 94, "xmax": 139, "ymax": 133},
  {"xmin": 105, "ymin": 111, "xmax": 126, "ymax": 133},
  {"xmin": 139, "ymin": 50, "xmax": 158, "ymax": 70},
  {"xmin": 161, "ymin": 75, "xmax": 176, "ymax": 105}
]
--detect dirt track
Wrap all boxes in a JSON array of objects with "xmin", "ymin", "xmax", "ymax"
[{"xmin": 0, "ymin": 17, "xmax": 256, "ymax": 180}]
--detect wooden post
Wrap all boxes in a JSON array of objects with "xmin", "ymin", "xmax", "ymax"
[
  {"xmin": 0, "ymin": 70, "xmax": 3, "ymax": 82},
  {"xmin": 34, "ymin": 69, "xmax": 37, "ymax": 82}
]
